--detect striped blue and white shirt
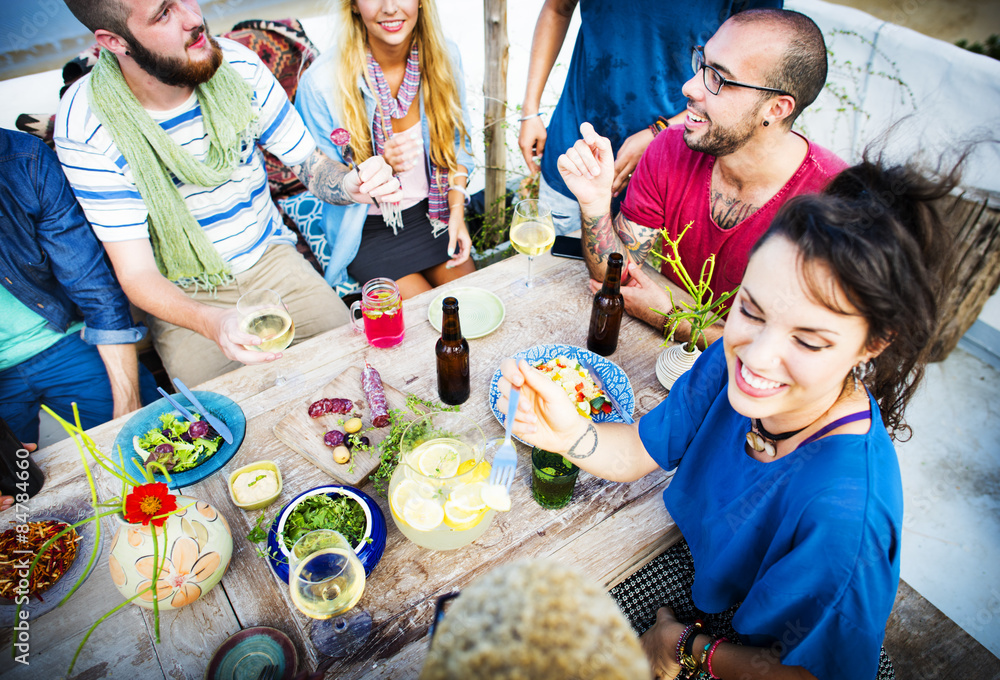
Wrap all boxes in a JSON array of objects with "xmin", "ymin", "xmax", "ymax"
[{"xmin": 54, "ymin": 38, "xmax": 316, "ymax": 275}]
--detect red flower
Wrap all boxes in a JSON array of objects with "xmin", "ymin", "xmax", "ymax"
[{"xmin": 125, "ymin": 483, "xmax": 178, "ymax": 527}]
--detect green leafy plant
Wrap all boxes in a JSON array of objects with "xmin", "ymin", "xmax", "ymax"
[
  {"xmin": 648, "ymin": 222, "xmax": 738, "ymax": 352},
  {"xmin": 369, "ymin": 394, "xmax": 459, "ymax": 496},
  {"xmin": 956, "ymin": 35, "xmax": 1000, "ymax": 60},
  {"xmin": 12, "ymin": 405, "xmax": 190, "ymax": 674}
]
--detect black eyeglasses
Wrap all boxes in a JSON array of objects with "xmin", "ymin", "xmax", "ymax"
[
  {"xmin": 429, "ymin": 591, "xmax": 460, "ymax": 642},
  {"xmin": 691, "ymin": 46, "xmax": 791, "ymax": 97}
]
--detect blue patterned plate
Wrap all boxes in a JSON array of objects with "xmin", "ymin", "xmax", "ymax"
[
  {"xmin": 489, "ymin": 344, "xmax": 635, "ymax": 444},
  {"xmin": 115, "ymin": 391, "xmax": 246, "ymax": 490}
]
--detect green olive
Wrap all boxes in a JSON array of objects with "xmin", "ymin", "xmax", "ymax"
[
  {"xmin": 344, "ymin": 417, "xmax": 363, "ymax": 434},
  {"xmin": 333, "ymin": 446, "xmax": 351, "ymax": 464}
]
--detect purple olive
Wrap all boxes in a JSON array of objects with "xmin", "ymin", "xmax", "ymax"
[
  {"xmin": 324, "ymin": 430, "xmax": 345, "ymax": 447},
  {"xmin": 180, "ymin": 430, "xmax": 194, "ymax": 442},
  {"xmin": 346, "ymin": 435, "xmax": 370, "ymax": 450},
  {"xmin": 154, "ymin": 443, "xmax": 174, "ymax": 455},
  {"xmin": 188, "ymin": 420, "xmax": 210, "ymax": 439},
  {"xmin": 161, "ymin": 429, "xmax": 173, "ymax": 438}
]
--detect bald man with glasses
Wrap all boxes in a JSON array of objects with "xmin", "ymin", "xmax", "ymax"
[{"xmin": 563, "ymin": 9, "xmax": 846, "ymax": 345}]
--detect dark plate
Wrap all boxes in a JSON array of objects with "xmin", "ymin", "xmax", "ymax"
[
  {"xmin": 204, "ymin": 626, "xmax": 297, "ymax": 680},
  {"xmin": 0, "ymin": 497, "xmax": 103, "ymax": 625},
  {"xmin": 116, "ymin": 391, "xmax": 246, "ymax": 490}
]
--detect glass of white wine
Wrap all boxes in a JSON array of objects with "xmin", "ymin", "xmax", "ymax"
[
  {"xmin": 237, "ymin": 288, "xmax": 295, "ymax": 385},
  {"xmin": 509, "ymin": 199, "xmax": 556, "ymax": 288},
  {"xmin": 289, "ymin": 529, "xmax": 371, "ymax": 656}
]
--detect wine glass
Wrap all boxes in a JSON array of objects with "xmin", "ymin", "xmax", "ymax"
[
  {"xmin": 236, "ymin": 289, "xmax": 295, "ymax": 385},
  {"xmin": 289, "ymin": 529, "xmax": 371, "ymax": 656},
  {"xmin": 509, "ymin": 199, "xmax": 556, "ymax": 288}
]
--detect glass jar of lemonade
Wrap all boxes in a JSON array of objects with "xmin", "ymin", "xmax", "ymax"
[{"xmin": 388, "ymin": 412, "xmax": 498, "ymax": 550}]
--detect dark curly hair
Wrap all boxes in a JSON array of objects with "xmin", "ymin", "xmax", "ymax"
[{"xmin": 754, "ymin": 157, "xmax": 962, "ymax": 440}]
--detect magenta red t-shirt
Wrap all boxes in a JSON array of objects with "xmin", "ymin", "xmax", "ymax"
[{"xmin": 621, "ymin": 126, "xmax": 847, "ymax": 304}]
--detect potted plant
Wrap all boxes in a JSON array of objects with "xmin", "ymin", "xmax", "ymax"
[
  {"xmin": 648, "ymin": 222, "xmax": 738, "ymax": 389},
  {"xmin": 13, "ymin": 406, "xmax": 232, "ymax": 675}
]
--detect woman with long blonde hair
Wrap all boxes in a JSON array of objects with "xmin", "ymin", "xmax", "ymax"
[{"xmin": 296, "ymin": 0, "xmax": 475, "ymax": 298}]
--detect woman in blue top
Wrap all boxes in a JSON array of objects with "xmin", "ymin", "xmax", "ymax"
[
  {"xmin": 499, "ymin": 158, "xmax": 958, "ymax": 679},
  {"xmin": 296, "ymin": 0, "xmax": 476, "ymax": 298}
]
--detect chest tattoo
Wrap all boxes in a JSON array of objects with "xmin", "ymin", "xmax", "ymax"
[{"xmin": 710, "ymin": 189, "xmax": 761, "ymax": 230}]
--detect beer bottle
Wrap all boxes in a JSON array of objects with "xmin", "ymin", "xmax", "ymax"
[
  {"xmin": 436, "ymin": 296, "xmax": 470, "ymax": 405},
  {"xmin": 587, "ymin": 253, "xmax": 624, "ymax": 356}
]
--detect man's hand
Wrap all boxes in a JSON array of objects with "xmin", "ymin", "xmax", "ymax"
[
  {"xmin": 589, "ymin": 261, "xmax": 672, "ymax": 330},
  {"xmin": 342, "ymin": 156, "xmax": 403, "ymax": 205},
  {"xmin": 612, "ymin": 127, "xmax": 655, "ymax": 196},
  {"xmin": 639, "ymin": 607, "xmax": 685, "ymax": 679},
  {"xmin": 206, "ymin": 308, "xmax": 282, "ymax": 365},
  {"xmin": 518, "ymin": 114, "xmax": 547, "ymax": 174},
  {"xmin": 381, "ymin": 128, "xmax": 423, "ymax": 174},
  {"xmin": 445, "ymin": 212, "xmax": 472, "ymax": 268},
  {"xmin": 556, "ymin": 122, "xmax": 615, "ymax": 212}
]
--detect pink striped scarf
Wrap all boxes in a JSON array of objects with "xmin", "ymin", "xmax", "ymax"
[{"xmin": 366, "ymin": 44, "xmax": 450, "ymax": 233}]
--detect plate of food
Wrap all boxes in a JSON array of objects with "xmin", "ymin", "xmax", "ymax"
[
  {"xmin": 115, "ymin": 391, "xmax": 246, "ymax": 490},
  {"xmin": 258, "ymin": 485, "xmax": 387, "ymax": 584},
  {"xmin": 427, "ymin": 287, "xmax": 506, "ymax": 339},
  {"xmin": 0, "ymin": 499, "xmax": 102, "ymax": 625},
  {"xmin": 488, "ymin": 344, "xmax": 635, "ymax": 444}
]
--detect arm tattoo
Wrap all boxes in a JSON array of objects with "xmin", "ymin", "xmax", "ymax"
[
  {"xmin": 710, "ymin": 189, "xmax": 759, "ymax": 230},
  {"xmin": 583, "ymin": 212, "xmax": 619, "ymax": 266},
  {"xmin": 565, "ymin": 423, "xmax": 598, "ymax": 460},
  {"xmin": 583, "ymin": 212, "xmax": 658, "ymax": 277},
  {"xmin": 291, "ymin": 149, "xmax": 353, "ymax": 205},
  {"xmin": 616, "ymin": 214, "xmax": 659, "ymax": 264}
]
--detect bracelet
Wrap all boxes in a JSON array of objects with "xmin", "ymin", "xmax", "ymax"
[
  {"xmin": 450, "ymin": 171, "xmax": 469, "ymax": 181},
  {"xmin": 447, "ymin": 185, "xmax": 470, "ymax": 203},
  {"xmin": 649, "ymin": 123, "xmax": 661, "ymax": 137},
  {"xmin": 675, "ymin": 620, "xmax": 704, "ymax": 671},
  {"xmin": 517, "ymin": 111, "xmax": 544, "ymax": 122},
  {"xmin": 705, "ymin": 637, "xmax": 727, "ymax": 679}
]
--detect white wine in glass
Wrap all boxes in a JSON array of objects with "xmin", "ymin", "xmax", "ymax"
[
  {"xmin": 237, "ymin": 289, "xmax": 295, "ymax": 385},
  {"xmin": 510, "ymin": 199, "xmax": 555, "ymax": 287}
]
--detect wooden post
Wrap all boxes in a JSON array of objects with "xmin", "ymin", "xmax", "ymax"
[{"xmin": 483, "ymin": 0, "xmax": 509, "ymax": 241}]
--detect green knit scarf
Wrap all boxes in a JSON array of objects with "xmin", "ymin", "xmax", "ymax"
[{"xmin": 89, "ymin": 49, "xmax": 259, "ymax": 289}]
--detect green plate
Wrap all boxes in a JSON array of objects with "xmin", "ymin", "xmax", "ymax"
[{"xmin": 428, "ymin": 287, "xmax": 506, "ymax": 339}]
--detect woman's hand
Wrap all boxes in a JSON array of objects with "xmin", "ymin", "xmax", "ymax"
[
  {"xmin": 382, "ymin": 128, "xmax": 423, "ymax": 174},
  {"xmin": 639, "ymin": 607, "xmax": 685, "ymax": 680},
  {"xmin": 498, "ymin": 358, "xmax": 589, "ymax": 453},
  {"xmin": 446, "ymin": 212, "xmax": 472, "ymax": 268},
  {"xmin": 518, "ymin": 114, "xmax": 547, "ymax": 174}
]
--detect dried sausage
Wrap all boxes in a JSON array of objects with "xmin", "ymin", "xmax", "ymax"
[{"xmin": 362, "ymin": 362, "xmax": 390, "ymax": 427}]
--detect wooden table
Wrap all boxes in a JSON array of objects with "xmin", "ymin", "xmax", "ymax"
[{"xmin": 0, "ymin": 251, "xmax": 680, "ymax": 679}]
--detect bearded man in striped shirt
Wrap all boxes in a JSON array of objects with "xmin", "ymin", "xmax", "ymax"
[{"xmin": 55, "ymin": 0, "xmax": 403, "ymax": 386}]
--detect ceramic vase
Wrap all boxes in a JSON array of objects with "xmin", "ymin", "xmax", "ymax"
[
  {"xmin": 108, "ymin": 496, "xmax": 233, "ymax": 611},
  {"xmin": 656, "ymin": 344, "xmax": 701, "ymax": 390}
]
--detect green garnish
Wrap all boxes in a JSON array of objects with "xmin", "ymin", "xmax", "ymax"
[
  {"xmin": 248, "ymin": 474, "xmax": 267, "ymax": 487},
  {"xmin": 281, "ymin": 495, "xmax": 369, "ymax": 550},
  {"xmin": 136, "ymin": 413, "xmax": 221, "ymax": 473}
]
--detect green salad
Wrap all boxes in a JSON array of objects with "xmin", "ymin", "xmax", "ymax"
[
  {"xmin": 134, "ymin": 413, "xmax": 222, "ymax": 473},
  {"xmin": 280, "ymin": 494, "xmax": 369, "ymax": 550}
]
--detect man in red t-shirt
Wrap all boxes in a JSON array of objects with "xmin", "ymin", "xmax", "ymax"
[{"xmin": 562, "ymin": 9, "xmax": 846, "ymax": 344}]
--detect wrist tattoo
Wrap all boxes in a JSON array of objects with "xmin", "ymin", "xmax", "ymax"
[
  {"xmin": 293, "ymin": 149, "xmax": 352, "ymax": 205},
  {"xmin": 566, "ymin": 423, "xmax": 598, "ymax": 460}
]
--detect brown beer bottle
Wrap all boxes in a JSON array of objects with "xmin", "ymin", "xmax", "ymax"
[
  {"xmin": 587, "ymin": 253, "xmax": 624, "ymax": 356},
  {"xmin": 436, "ymin": 296, "xmax": 470, "ymax": 405}
]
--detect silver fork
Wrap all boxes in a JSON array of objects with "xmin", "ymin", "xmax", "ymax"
[{"xmin": 488, "ymin": 386, "xmax": 520, "ymax": 490}]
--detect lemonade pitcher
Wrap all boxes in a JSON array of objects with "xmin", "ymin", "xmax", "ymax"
[
  {"xmin": 350, "ymin": 278, "xmax": 405, "ymax": 348},
  {"xmin": 388, "ymin": 412, "xmax": 502, "ymax": 550}
]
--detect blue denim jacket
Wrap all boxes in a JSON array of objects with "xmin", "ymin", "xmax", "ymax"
[
  {"xmin": 0, "ymin": 128, "xmax": 145, "ymax": 345},
  {"xmin": 295, "ymin": 39, "xmax": 476, "ymax": 289}
]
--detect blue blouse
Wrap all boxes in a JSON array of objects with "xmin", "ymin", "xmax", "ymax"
[{"xmin": 638, "ymin": 342, "xmax": 902, "ymax": 680}]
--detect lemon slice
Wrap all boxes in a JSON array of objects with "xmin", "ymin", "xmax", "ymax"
[
  {"xmin": 456, "ymin": 459, "xmax": 477, "ymax": 475},
  {"xmin": 470, "ymin": 460, "xmax": 491, "ymax": 482},
  {"xmin": 449, "ymin": 482, "xmax": 488, "ymax": 512},
  {"xmin": 401, "ymin": 496, "xmax": 445, "ymax": 531},
  {"xmin": 390, "ymin": 479, "xmax": 434, "ymax": 519},
  {"xmin": 443, "ymin": 501, "xmax": 487, "ymax": 530},
  {"xmin": 481, "ymin": 483, "xmax": 511, "ymax": 512},
  {"xmin": 415, "ymin": 441, "xmax": 462, "ymax": 478}
]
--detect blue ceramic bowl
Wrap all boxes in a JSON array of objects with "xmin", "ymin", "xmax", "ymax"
[
  {"xmin": 266, "ymin": 485, "xmax": 387, "ymax": 583},
  {"xmin": 116, "ymin": 391, "xmax": 246, "ymax": 490}
]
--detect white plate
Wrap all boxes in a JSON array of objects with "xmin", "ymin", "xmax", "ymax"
[
  {"xmin": 488, "ymin": 344, "xmax": 635, "ymax": 444},
  {"xmin": 427, "ymin": 287, "xmax": 505, "ymax": 339}
]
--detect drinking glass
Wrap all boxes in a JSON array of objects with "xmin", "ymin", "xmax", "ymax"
[
  {"xmin": 289, "ymin": 529, "xmax": 371, "ymax": 656},
  {"xmin": 530, "ymin": 446, "xmax": 579, "ymax": 509},
  {"xmin": 509, "ymin": 199, "xmax": 556, "ymax": 288},
  {"xmin": 349, "ymin": 277, "xmax": 405, "ymax": 348},
  {"xmin": 237, "ymin": 289, "xmax": 294, "ymax": 385}
]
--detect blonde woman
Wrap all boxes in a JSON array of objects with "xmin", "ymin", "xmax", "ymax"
[{"xmin": 296, "ymin": 0, "xmax": 476, "ymax": 299}]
